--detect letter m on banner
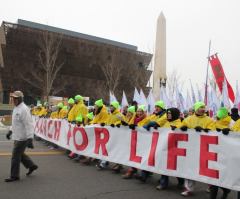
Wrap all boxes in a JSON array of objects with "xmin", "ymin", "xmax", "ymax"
[{"xmin": 209, "ymin": 54, "xmax": 235, "ymax": 103}]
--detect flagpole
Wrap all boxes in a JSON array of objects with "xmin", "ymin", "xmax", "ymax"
[{"xmin": 204, "ymin": 40, "xmax": 211, "ymax": 105}]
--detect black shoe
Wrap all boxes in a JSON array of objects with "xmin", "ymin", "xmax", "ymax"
[
  {"xmin": 5, "ymin": 177, "xmax": 20, "ymax": 182},
  {"xmin": 26, "ymin": 165, "xmax": 38, "ymax": 176}
]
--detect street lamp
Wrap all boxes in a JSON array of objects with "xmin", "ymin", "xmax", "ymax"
[{"xmin": 160, "ymin": 78, "xmax": 167, "ymax": 88}]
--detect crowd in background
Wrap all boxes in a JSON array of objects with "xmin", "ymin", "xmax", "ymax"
[{"xmin": 31, "ymin": 94, "xmax": 240, "ymax": 199}]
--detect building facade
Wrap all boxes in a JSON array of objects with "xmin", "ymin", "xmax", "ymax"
[{"xmin": 0, "ymin": 19, "xmax": 152, "ymax": 105}]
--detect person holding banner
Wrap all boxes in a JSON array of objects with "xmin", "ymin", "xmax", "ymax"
[
  {"xmin": 209, "ymin": 107, "xmax": 231, "ymax": 199},
  {"xmin": 141, "ymin": 100, "xmax": 167, "ymax": 130},
  {"xmin": 96, "ymin": 101, "xmax": 124, "ymax": 170},
  {"xmin": 138, "ymin": 101, "xmax": 168, "ymax": 182},
  {"xmin": 180, "ymin": 101, "xmax": 215, "ymax": 196},
  {"xmin": 73, "ymin": 95, "xmax": 88, "ymax": 121},
  {"xmin": 106, "ymin": 101, "xmax": 125, "ymax": 126},
  {"xmin": 122, "ymin": 105, "xmax": 147, "ymax": 179},
  {"xmin": 90, "ymin": 99, "xmax": 109, "ymax": 125},
  {"xmin": 5, "ymin": 91, "xmax": 38, "ymax": 182},
  {"xmin": 121, "ymin": 106, "xmax": 136, "ymax": 126},
  {"xmin": 67, "ymin": 98, "xmax": 76, "ymax": 123},
  {"xmin": 156, "ymin": 107, "xmax": 184, "ymax": 190}
]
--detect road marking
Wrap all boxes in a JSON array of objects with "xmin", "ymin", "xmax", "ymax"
[{"xmin": 0, "ymin": 151, "xmax": 65, "ymax": 156}]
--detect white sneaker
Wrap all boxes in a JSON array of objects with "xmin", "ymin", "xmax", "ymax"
[
  {"xmin": 156, "ymin": 185, "xmax": 167, "ymax": 190},
  {"xmin": 181, "ymin": 190, "xmax": 192, "ymax": 197},
  {"xmin": 206, "ymin": 187, "xmax": 210, "ymax": 193}
]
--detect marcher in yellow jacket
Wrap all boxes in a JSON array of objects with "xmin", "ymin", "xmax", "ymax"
[
  {"xmin": 57, "ymin": 102, "xmax": 68, "ymax": 119},
  {"xmin": 72, "ymin": 95, "xmax": 88, "ymax": 122},
  {"xmin": 121, "ymin": 106, "xmax": 136, "ymax": 125},
  {"xmin": 128, "ymin": 105, "xmax": 147, "ymax": 127},
  {"xmin": 215, "ymin": 107, "xmax": 232, "ymax": 130},
  {"xmin": 155, "ymin": 108, "xmax": 184, "ymax": 189},
  {"xmin": 163, "ymin": 108, "xmax": 182, "ymax": 129},
  {"xmin": 50, "ymin": 103, "xmax": 67, "ymax": 119},
  {"xmin": 35, "ymin": 104, "xmax": 43, "ymax": 116},
  {"xmin": 106, "ymin": 101, "xmax": 125, "ymax": 126},
  {"xmin": 181, "ymin": 102, "xmax": 215, "ymax": 131},
  {"xmin": 38, "ymin": 102, "xmax": 48, "ymax": 117},
  {"xmin": 180, "ymin": 101, "xmax": 215, "ymax": 197},
  {"xmin": 122, "ymin": 105, "xmax": 147, "ymax": 178},
  {"xmin": 209, "ymin": 107, "xmax": 231, "ymax": 199},
  {"xmin": 140, "ymin": 101, "xmax": 167, "ymax": 130},
  {"xmin": 50, "ymin": 109, "xmax": 58, "ymax": 119},
  {"xmin": 232, "ymin": 118, "xmax": 240, "ymax": 132},
  {"xmin": 85, "ymin": 112, "xmax": 94, "ymax": 125},
  {"xmin": 91, "ymin": 99, "xmax": 109, "ymax": 124},
  {"xmin": 67, "ymin": 98, "xmax": 75, "ymax": 122}
]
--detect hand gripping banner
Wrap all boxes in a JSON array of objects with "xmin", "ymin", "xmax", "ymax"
[
  {"xmin": 209, "ymin": 54, "xmax": 235, "ymax": 103},
  {"xmin": 34, "ymin": 117, "xmax": 240, "ymax": 191}
]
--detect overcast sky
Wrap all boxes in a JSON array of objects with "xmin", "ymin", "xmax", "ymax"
[{"xmin": 1, "ymin": 0, "xmax": 239, "ymax": 92}]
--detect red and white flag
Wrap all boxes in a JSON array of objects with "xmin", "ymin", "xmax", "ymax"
[{"xmin": 209, "ymin": 54, "xmax": 235, "ymax": 103}]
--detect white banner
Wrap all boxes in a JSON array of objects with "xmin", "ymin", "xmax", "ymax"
[{"xmin": 33, "ymin": 117, "xmax": 240, "ymax": 191}]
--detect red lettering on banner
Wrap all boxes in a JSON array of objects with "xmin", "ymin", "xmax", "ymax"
[
  {"xmin": 34, "ymin": 119, "xmax": 40, "ymax": 133},
  {"xmin": 39, "ymin": 119, "xmax": 43, "ymax": 134},
  {"xmin": 167, "ymin": 133, "xmax": 188, "ymax": 170},
  {"xmin": 42, "ymin": 119, "xmax": 47, "ymax": 136},
  {"xmin": 54, "ymin": 121, "xmax": 61, "ymax": 141},
  {"xmin": 67, "ymin": 124, "xmax": 72, "ymax": 145},
  {"xmin": 73, "ymin": 127, "xmax": 88, "ymax": 151},
  {"xmin": 94, "ymin": 128, "xmax": 109, "ymax": 156},
  {"xmin": 129, "ymin": 130, "xmax": 142, "ymax": 163},
  {"xmin": 148, "ymin": 132, "xmax": 159, "ymax": 166},
  {"xmin": 199, "ymin": 135, "xmax": 219, "ymax": 179},
  {"xmin": 47, "ymin": 120, "xmax": 53, "ymax": 139}
]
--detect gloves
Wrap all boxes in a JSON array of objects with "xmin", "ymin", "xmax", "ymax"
[
  {"xmin": 6, "ymin": 130, "xmax": 12, "ymax": 140},
  {"xmin": 180, "ymin": 126, "xmax": 188, "ymax": 131},
  {"xmin": 143, "ymin": 125, "xmax": 151, "ymax": 131},
  {"xmin": 153, "ymin": 123, "xmax": 160, "ymax": 130},
  {"xmin": 170, "ymin": 125, "xmax": 177, "ymax": 131},
  {"xmin": 116, "ymin": 124, "xmax": 121, "ymax": 128},
  {"xmin": 129, "ymin": 124, "xmax": 136, "ymax": 130},
  {"xmin": 144, "ymin": 121, "xmax": 158, "ymax": 131},
  {"xmin": 195, "ymin": 126, "xmax": 203, "ymax": 132},
  {"xmin": 203, "ymin": 128, "xmax": 210, "ymax": 133},
  {"xmin": 121, "ymin": 121, "xmax": 128, "ymax": 126},
  {"xmin": 26, "ymin": 138, "xmax": 34, "ymax": 149},
  {"xmin": 100, "ymin": 123, "xmax": 105, "ymax": 127},
  {"xmin": 222, "ymin": 128, "xmax": 230, "ymax": 135},
  {"xmin": 110, "ymin": 124, "xmax": 115, "ymax": 128},
  {"xmin": 216, "ymin": 128, "xmax": 221, "ymax": 132}
]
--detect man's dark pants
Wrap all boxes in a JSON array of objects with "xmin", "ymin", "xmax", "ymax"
[{"xmin": 11, "ymin": 140, "xmax": 35, "ymax": 178}]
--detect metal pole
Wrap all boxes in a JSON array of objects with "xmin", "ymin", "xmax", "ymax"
[{"xmin": 204, "ymin": 40, "xmax": 211, "ymax": 105}]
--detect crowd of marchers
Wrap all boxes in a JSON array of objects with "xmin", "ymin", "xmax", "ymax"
[{"xmin": 31, "ymin": 94, "xmax": 240, "ymax": 199}]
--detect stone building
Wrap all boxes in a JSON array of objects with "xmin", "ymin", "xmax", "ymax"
[{"xmin": 0, "ymin": 19, "xmax": 152, "ymax": 105}]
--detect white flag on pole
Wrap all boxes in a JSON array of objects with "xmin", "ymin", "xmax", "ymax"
[
  {"xmin": 147, "ymin": 89, "xmax": 155, "ymax": 114},
  {"xmin": 221, "ymin": 79, "xmax": 231, "ymax": 109},
  {"xmin": 234, "ymin": 81, "xmax": 240, "ymax": 110},
  {"xmin": 160, "ymin": 87, "xmax": 171, "ymax": 109},
  {"xmin": 139, "ymin": 89, "xmax": 148, "ymax": 107},
  {"xmin": 133, "ymin": 87, "xmax": 141, "ymax": 104},
  {"xmin": 110, "ymin": 91, "xmax": 117, "ymax": 103},
  {"xmin": 121, "ymin": 91, "xmax": 129, "ymax": 108}
]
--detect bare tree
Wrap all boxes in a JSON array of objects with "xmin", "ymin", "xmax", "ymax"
[
  {"xmin": 21, "ymin": 30, "xmax": 65, "ymax": 101},
  {"xmin": 99, "ymin": 48, "xmax": 124, "ymax": 94},
  {"xmin": 166, "ymin": 69, "xmax": 184, "ymax": 96}
]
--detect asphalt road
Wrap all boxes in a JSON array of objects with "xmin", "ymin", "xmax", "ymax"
[{"xmin": 0, "ymin": 130, "xmax": 238, "ymax": 199}]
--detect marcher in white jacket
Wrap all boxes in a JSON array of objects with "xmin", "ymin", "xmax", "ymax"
[{"xmin": 5, "ymin": 91, "xmax": 38, "ymax": 182}]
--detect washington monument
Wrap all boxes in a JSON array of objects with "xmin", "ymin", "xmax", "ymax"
[{"xmin": 153, "ymin": 12, "xmax": 167, "ymax": 100}]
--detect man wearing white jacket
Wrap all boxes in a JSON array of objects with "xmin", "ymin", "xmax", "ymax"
[{"xmin": 5, "ymin": 91, "xmax": 38, "ymax": 182}]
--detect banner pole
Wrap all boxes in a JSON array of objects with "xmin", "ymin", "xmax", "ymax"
[{"xmin": 204, "ymin": 40, "xmax": 211, "ymax": 105}]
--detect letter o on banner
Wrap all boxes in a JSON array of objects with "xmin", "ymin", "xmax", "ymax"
[{"xmin": 73, "ymin": 127, "xmax": 88, "ymax": 151}]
